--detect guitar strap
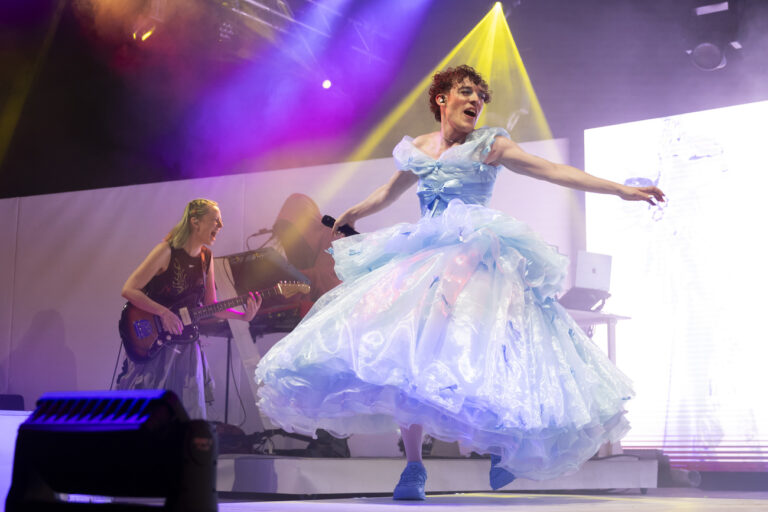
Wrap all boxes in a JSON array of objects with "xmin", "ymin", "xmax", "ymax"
[
  {"xmin": 188, "ymin": 249, "xmax": 209, "ymax": 310},
  {"xmin": 200, "ymin": 249, "xmax": 207, "ymax": 291},
  {"xmin": 200, "ymin": 248, "xmax": 212, "ymax": 295}
]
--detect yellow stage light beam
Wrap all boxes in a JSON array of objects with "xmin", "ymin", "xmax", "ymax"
[{"xmin": 315, "ymin": 2, "xmax": 553, "ymax": 208}]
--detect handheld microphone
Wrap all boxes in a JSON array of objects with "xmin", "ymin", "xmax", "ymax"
[{"xmin": 321, "ymin": 215, "xmax": 359, "ymax": 237}]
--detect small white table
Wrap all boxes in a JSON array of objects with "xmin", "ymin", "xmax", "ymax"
[{"xmin": 565, "ymin": 309, "xmax": 630, "ymax": 366}]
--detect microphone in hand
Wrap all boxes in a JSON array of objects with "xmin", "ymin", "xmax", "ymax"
[{"xmin": 321, "ymin": 215, "xmax": 359, "ymax": 237}]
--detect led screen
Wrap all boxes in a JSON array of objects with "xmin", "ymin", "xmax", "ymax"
[{"xmin": 584, "ymin": 100, "xmax": 768, "ymax": 470}]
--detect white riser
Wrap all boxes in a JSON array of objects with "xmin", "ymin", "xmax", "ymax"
[{"xmin": 217, "ymin": 455, "xmax": 658, "ymax": 495}]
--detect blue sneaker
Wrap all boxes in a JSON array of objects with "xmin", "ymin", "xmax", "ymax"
[
  {"xmin": 489, "ymin": 454, "xmax": 516, "ymax": 490},
  {"xmin": 393, "ymin": 461, "xmax": 427, "ymax": 500}
]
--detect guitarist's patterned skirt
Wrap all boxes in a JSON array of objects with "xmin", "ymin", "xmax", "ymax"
[{"xmin": 116, "ymin": 340, "xmax": 214, "ymax": 420}]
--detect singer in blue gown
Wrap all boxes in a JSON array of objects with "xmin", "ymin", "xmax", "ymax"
[{"xmin": 254, "ymin": 65, "xmax": 664, "ymax": 498}]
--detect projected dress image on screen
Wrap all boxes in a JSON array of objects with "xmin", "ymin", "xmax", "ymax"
[{"xmin": 584, "ymin": 100, "xmax": 768, "ymax": 472}]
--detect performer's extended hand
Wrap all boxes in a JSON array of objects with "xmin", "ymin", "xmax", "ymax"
[
  {"xmin": 160, "ymin": 308, "xmax": 184, "ymax": 335},
  {"xmin": 618, "ymin": 185, "xmax": 666, "ymax": 206},
  {"xmin": 243, "ymin": 291, "xmax": 262, "ymax": 322}
]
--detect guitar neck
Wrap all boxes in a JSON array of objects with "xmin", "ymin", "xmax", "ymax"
[{"xmin": 190, "ymin": 286, "xmax": 285, "ymax": 322}]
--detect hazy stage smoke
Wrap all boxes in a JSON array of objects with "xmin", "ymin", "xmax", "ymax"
[
  {"xmin": 72, "ymin": 0, "xmax": 144, "ymax": 41},
  {"xmin": 72, "ymin": 0, "xmax": 203, "ymax": 45},
  {"xmin": 739, "ymin": 0, "xmax": 768, "ymax": 96}
]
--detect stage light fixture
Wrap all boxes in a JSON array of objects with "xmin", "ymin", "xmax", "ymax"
[
  {"xmin": 686, "ymin": 0, "xmax": 742, "ymax": 71},
  {"xmin": 322, "ymin": 79, "xmax": 332, "ymax": 89},
  {"xmin": 131, "ymin": 0, "xmax": 167, "ymax": 43},
  {"xmin": 5, "ymin": 390, "xmax": 217, "ymax": 512},
  {"xmin": 131, "ymin": 20, "xmax": 156, "ymax": 42},
  {"xmin": 690, "ymin": 41, "xmax": 727, "ymax": 71},
  {"xmin": 218, "ymin": 20, "xmax": 236, "ymax": 43},
  {"xmin": 695, "ymin": 2, "xmax": 730, "ymax": 16}
]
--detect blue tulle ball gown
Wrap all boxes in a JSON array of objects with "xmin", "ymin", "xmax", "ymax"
[{"xmin": 254, "ymin": 127, "xmax": 633, "ymax": 480}]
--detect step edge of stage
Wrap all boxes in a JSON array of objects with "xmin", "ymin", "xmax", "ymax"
[{"xmin": 216, "ymin": 455, "xmax": 659, "ymax": 494}]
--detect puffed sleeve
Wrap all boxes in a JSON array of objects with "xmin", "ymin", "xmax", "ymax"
[
  {"xmin": 474, "ymin": 126, "xmax": 512, "ymax": 161},
  {"xmin": 392, "ymin": 136, "xmax": 416, "ymax": 172},
  {"xmin": 392, "ymin": 136, "xmax": 439, "ymax": 176}
]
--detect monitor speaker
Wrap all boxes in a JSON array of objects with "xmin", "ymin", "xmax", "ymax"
[{"xmin": 5, "ymin": 389, "xmax": 216, "ymax": 512}]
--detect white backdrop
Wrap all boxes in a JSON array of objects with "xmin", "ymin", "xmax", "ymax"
[
  {"xmin": 0, "ymin": 138, "xmax": 575, "ymax": 434},
  {"xmin": 585, "ymin": 100, "xmax": 768, "ymax": 471}
]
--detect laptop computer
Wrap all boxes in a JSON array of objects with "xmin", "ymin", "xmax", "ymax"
[{"xmin": 559, "ymin": 251, "xmax": 612, "ymax": 311}]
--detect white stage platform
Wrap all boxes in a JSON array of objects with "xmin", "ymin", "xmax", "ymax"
[
  {"xmin": 217, "ymin": 455, "xmax": 658, "ymax": 496},
  {"xmin": 2, "ymin": 410, "xmax": 657, "ymax": 503},
  {"xmin": 0, "ymin": 411, "xmax": 29, "ymax": 504}
]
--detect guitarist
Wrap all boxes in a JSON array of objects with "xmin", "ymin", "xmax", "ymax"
[{"xmin": 116, "ymin": 198, "xmax": 261, "ymax": 419}]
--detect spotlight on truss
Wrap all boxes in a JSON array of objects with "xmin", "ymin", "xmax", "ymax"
[
  {"xmin": 686, "ymin": 0, "xmax": 742, "ymax": 71},
  {"xmin": 132, "ymin": 21, "xmax": 156, "ymax": 42},
  {"xmin": 131, "ymin": 0, "xmax": 166, "ymax": 43},
  {"xmin": 689, "ymin": 41, "xmax": 727, "ymax": 71}
]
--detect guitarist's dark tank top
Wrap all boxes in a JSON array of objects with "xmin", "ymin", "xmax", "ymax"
[{"xmin": 142, "ymin": 244, "xmax": 212, "ymax": 308}]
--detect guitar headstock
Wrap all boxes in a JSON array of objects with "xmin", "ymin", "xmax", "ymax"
[{"xmin": 273, "ymin": 281, "xmax": 311, "ymax": 299}]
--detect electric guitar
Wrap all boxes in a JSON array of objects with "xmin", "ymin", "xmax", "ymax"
[{"xmin": 119, "ymin": 281, "xmax": 310, "ymax": 363}]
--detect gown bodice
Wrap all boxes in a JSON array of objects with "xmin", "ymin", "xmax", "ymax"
[{"xmin": 393, "ymin": 126, "xmax": 510, "ymax": 217}]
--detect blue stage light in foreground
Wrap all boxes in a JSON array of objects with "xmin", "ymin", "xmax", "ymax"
[{"xmin": 322, "ymin": 79, "xmax": 332, "ymax": 89}]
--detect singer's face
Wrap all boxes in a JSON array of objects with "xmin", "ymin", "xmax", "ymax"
[
  {"xmin": 193, "ymin": 207, "xmax": 223, "ymax": 246},
  {"xmin": 442, "ymin": 78, "xmax": 487, "ymax": 132}
]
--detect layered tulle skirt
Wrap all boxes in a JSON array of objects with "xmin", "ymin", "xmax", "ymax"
[{"xmin": 255, "ymin": 200, "xmax": 633, "ymax": 480}]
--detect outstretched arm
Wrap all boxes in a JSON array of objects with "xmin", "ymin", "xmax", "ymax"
[
  {"xmin": 332, "ymin": 170, "xmax": 419, "ymax": 232},
  {"xmin": 485, "ymin": 137, "xmax": 665, "ymax": 205}
]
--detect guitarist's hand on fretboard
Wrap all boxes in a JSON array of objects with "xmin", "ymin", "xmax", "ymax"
[{"xmin": 243, "ymin": 291, "xmax": 262, "ymax": 322}]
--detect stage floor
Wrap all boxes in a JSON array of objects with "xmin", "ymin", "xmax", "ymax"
[{"xmin": 218, "ymin": 489, "xmax": 768, "ymax": 511}]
